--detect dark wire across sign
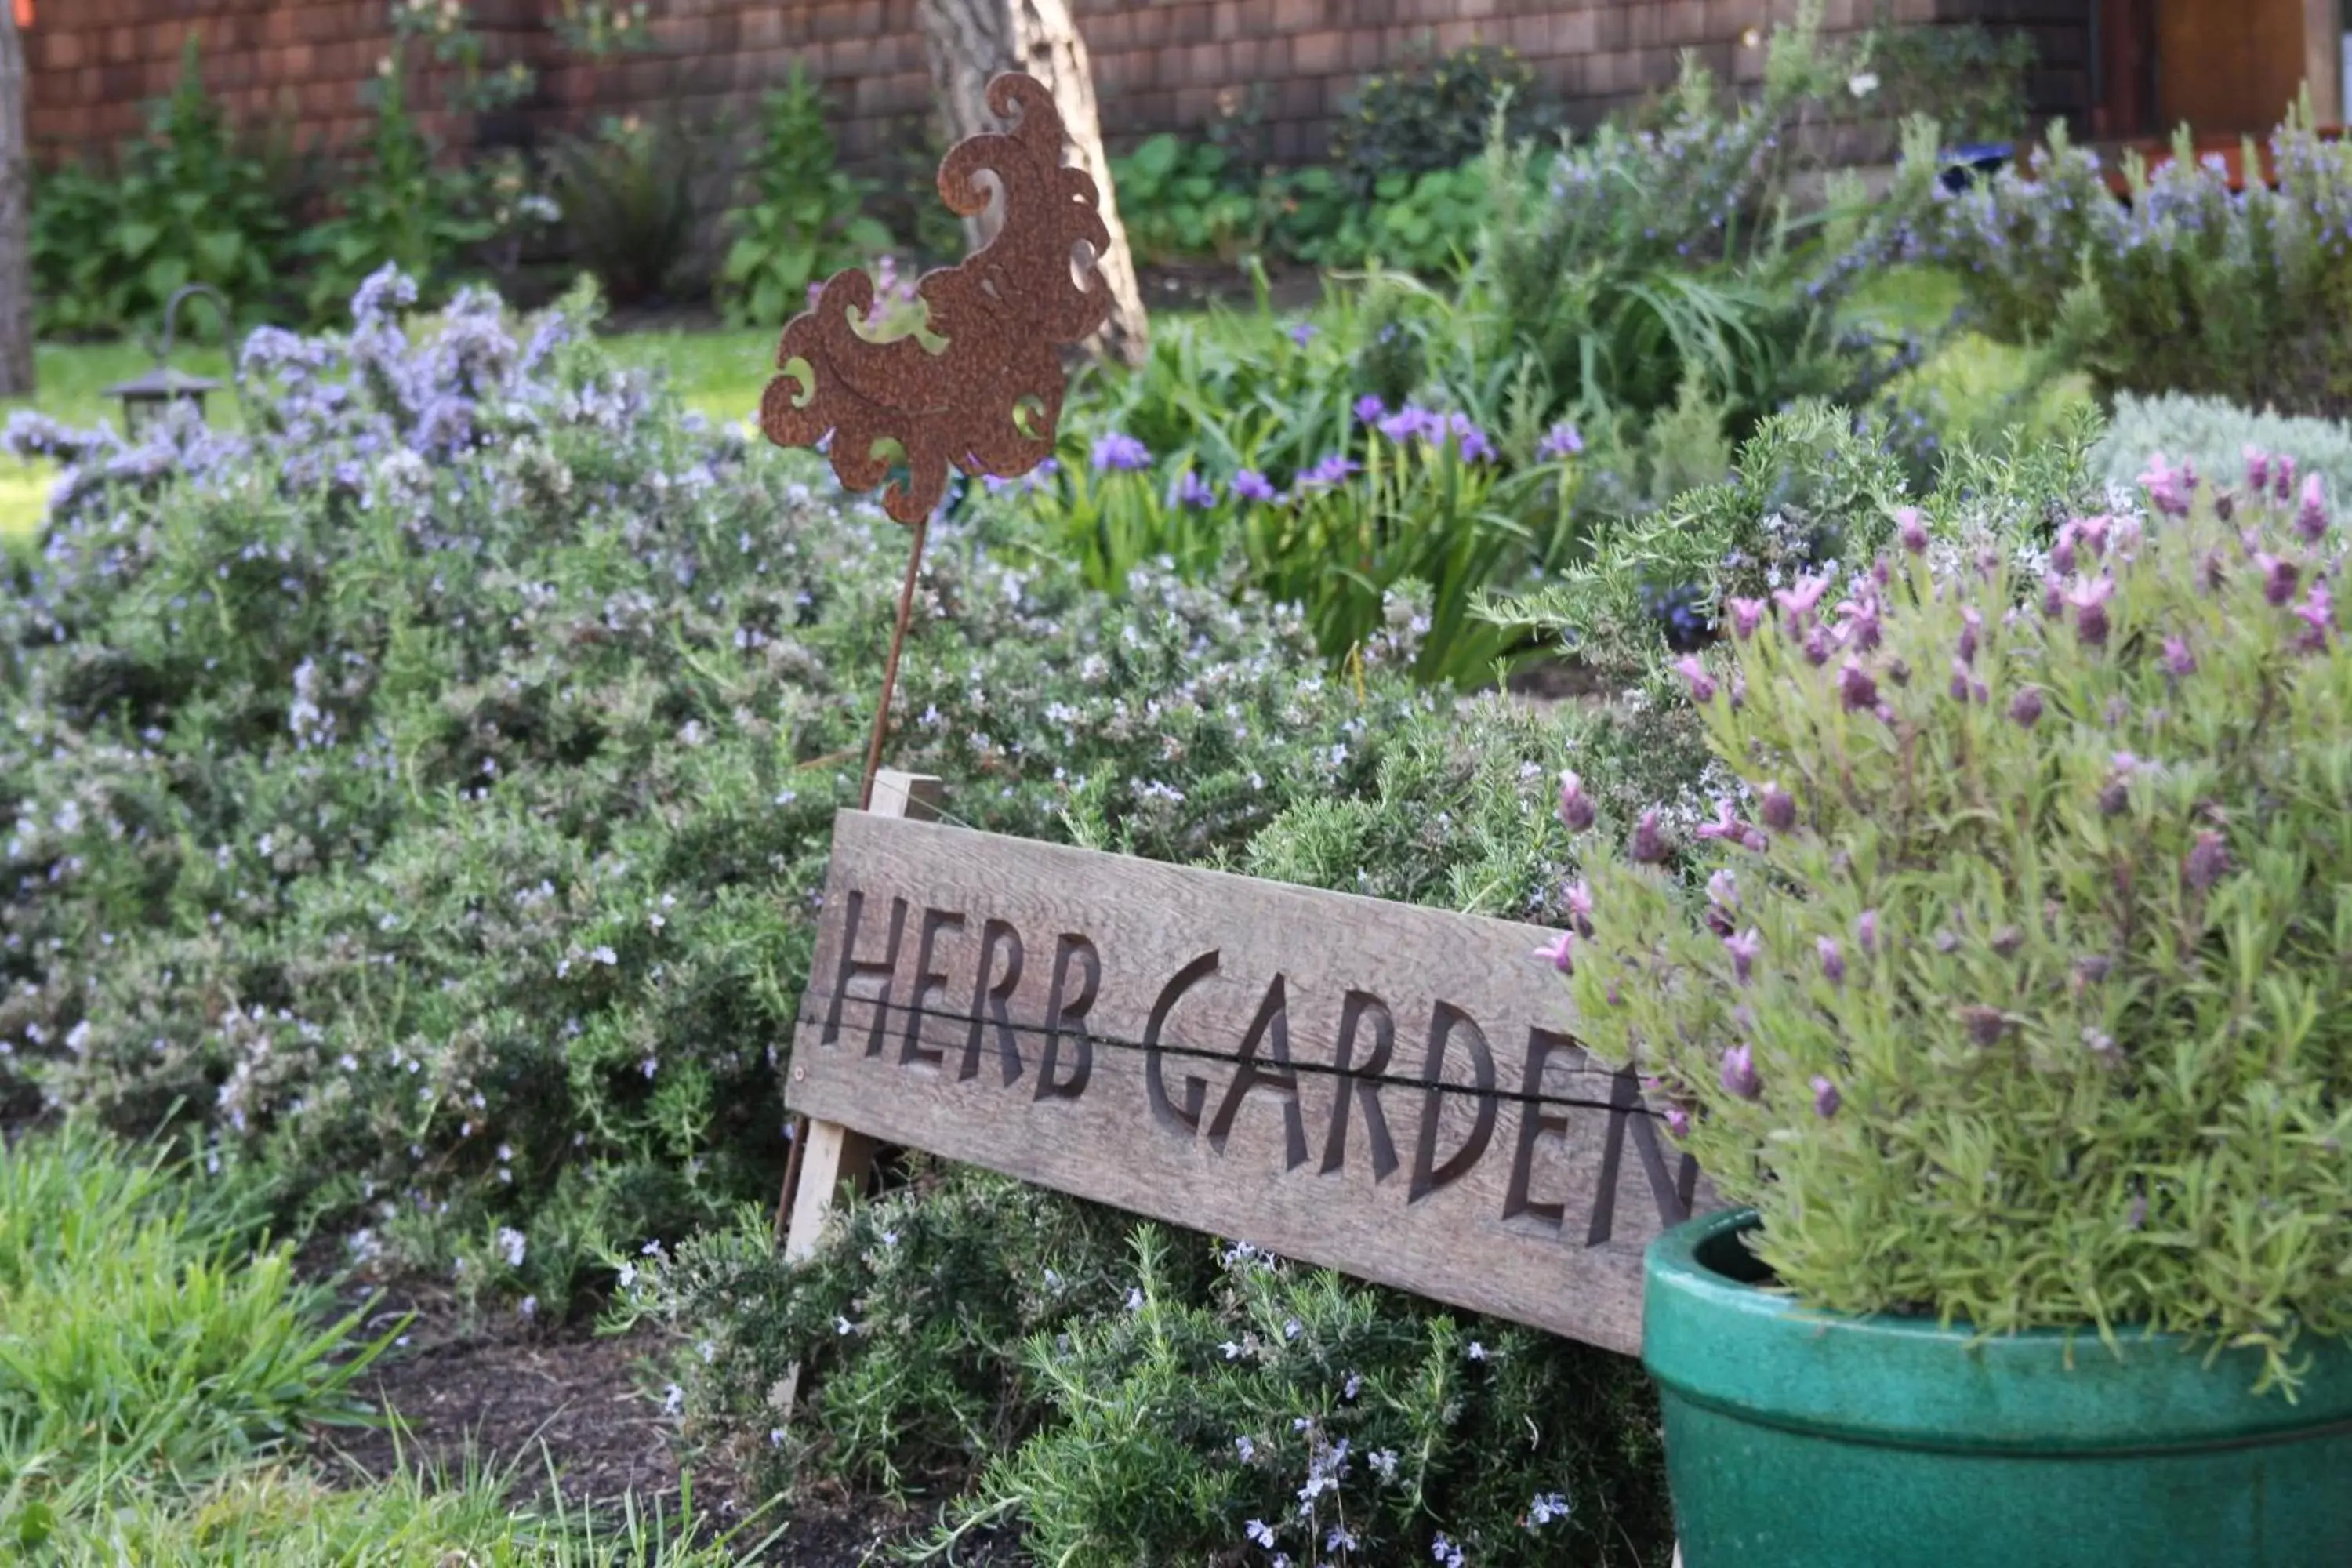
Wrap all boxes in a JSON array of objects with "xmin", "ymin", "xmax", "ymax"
[{"xmin": 787, "ymin": 808, "xmax": 1716, "ymax": 1356}]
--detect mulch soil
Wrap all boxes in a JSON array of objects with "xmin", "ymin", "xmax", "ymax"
[{"xmin": 307, "ymin": 1272, "xmax": 1020, "ymax": 1564}]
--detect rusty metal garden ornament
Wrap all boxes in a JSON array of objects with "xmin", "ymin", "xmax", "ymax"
[{"xmin": 760, "ymin": 72, "xmax": 1112, "ymax": 809}]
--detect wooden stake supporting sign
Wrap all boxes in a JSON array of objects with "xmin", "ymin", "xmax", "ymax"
[{"xmin": 782, "ymin": 798, "xmax": 1718, "ymax": 1357}]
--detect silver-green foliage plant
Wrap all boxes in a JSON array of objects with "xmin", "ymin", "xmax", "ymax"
[
  {"xmin": 1559, "ymin": 450, "xmax": 2352, "ymax": 1392},
  {"xmin": 2097, "ymin": 392, "xmax": 2352, "ymax": 506}
]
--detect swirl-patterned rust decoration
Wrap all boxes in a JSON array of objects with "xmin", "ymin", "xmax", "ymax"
[
  {"xmin": 760, "ymin": 71, "xmax": 1112, "ymax": 524},
  {"xmin": 757, "ymin": 71, "xmax": 1114, "ymax": 815}
]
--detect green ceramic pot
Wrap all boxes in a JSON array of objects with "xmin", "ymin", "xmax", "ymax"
[{"xmin": 1644, "ymin": 1207, "xmax": 2352, "ymax": 1568}]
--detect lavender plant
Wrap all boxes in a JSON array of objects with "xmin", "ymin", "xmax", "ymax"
[{"xmin": 1556, "ymin": 448, "xmax": 2352, "ymax": 1391}]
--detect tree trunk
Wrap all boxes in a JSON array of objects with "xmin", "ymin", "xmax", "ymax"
[
  {"xmin": 916, "ymin": 0, "xmax": 1149, "ymax": 368},
  {"xmin": 0, "ymin": 4, "xmax": 31, "ymax": 398}
]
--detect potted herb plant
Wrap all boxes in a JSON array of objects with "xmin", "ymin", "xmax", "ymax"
[{"xmin": 1557, "ymin": 456, "xmax": 2352, "ymax": 1566}]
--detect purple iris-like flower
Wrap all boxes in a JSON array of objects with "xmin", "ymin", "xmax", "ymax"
[
  {"xmin": 1628, "ymin": 809, "xmax": 1669, "ymax": 865},
  {"xmin": 1446, "ymin": 412, "xmax": 1495, "ymax": 463},
  {"xmin": 1556, "ymin": 769, "xmax": 1596, "ymax": 831},
  {"xmin": 1726, "ymin": 597, "xmax": 1766, "ymax": 640},
  {"xmin": 1091, "ymin": 431, "xmax": 1152, "ymax": 472},
  {"xmin": 1759, "ymin": 782, "xmax": 1797, "ymax": 833},
  {"xmin": 1719, "ymin": 1044, "xmax": 1760, "ymax": 1100},
  {"xmin": 2008, "ymin": 687, "xmax": 2044, "ymax": 727},
  {"xmin": 1171, "ymin": 470, "xmax": 1217, "ymax": 510},
  {"xmin": 1538, "ymin": 421, "xmax": 1585, "ymax": 460},
  {"xmin": 1674, "ymin": 655, "xmax": 1717, "ymax": 704},
  {"xmin": 2185, "ymin": 829, "xmax": 2229, "ymax": 891},
  {"xmin": 1532, "ymin": 929, "xmax": 1576, "ymax": 974},
  {"xmin": 1353, "ymin": 394, "xmax": 1387, "ymax": 424},
  {"xmin": 1375, "ymin": 404, "xmax": 1443, "ymax": 444},
  {"xmin": 1896, "ymin": 506, "xmax": 1929, "ymax": 554},
  {"xmin": 1817, "ymin": 936, "xmax": 1846, "ymax": 985},
  {"xmin": 1297, "ymin": 453, "xmax": 1361, "ymax": 490},
  {"xmin": 1287, "ymin": 322, "xmax": 1319, "ymax": 347},
  {"xmin": 1724, "ymin": 927, "xmax": 1762, "ymax": 984},
  {"xmin": 1838, "ymin": 660, "xmax": 1878, "ymax": 712},
  {"xmin": 1230, "ymin": 468, "xmax": 1279, "ymax": 503},
  {"xmin": 1810, "ymin": 1075, "xmax": 1841, "ymax": 1119},
  {"xmin": 1856, "ymin": 909, "xmax": 1880, "ymax": 953},
  {"xmin": 2161, "ymin": 634, "xmax": 2196, "ymax": 677},
  {"xmin": 2257, "ymin": 553, "xmax": 2299, "ymax": 607}
]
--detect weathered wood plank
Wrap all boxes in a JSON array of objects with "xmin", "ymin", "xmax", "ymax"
[{"xmin": 786, "ymin": 808, "xmax": 1717, "ymax": 1356}]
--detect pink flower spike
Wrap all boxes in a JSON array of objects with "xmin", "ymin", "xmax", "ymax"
[
  {"xmin": 1726, "ymin": 597, "xmax": 1767, "ymax": 640},
  {"xmin": 1759, "ymin": 782, "xmax": 1798, "ymax": 833},
  {"xmin": 1724, "ymin": 927, "xmax": 1762, "ymax": 985},
  {"xmin": 1816, "ymin": 936, "xmax": 1846, "ymax": 985},
  {"xmin": 1664, "ymin": 1105, "xmax": 1691, "ymax": 1138},
  {"xmin": 1896, "ymin": 507, "xmax": 1929, "ymax": 553},
  {"xmin": 1838, "ymin": 660, "xmax": 1878, "ymax": 712},
  {"xmin": 1674, "ymin": 655, "xmax": 1718, "ymax": 704},
  {"xmin": 1532, "ymin": 930, "xmax": 1576, "ymax": 975},
  {"xmin": 1856, "ymin": 909, "xmax": 1880, "ymax": 953},
  {"xmin": 2298, "ymin": 474, "xmax": 2330, "ymax": 541},
  {"xmin": 1628, "ymin": 809, "xmax": 1669, "ymax": 865},
  {"xmin": 2245, "ymin": 446, "xmax": 2270, "ymax": 494},
  {"xmin": 1565, "ymin": 878, "xmax": 1595, "ymax": 935},
  {"xmin": 1556, "ymin": 770, "xmax": 1596, "ymax": 832},
  {"xmin": 1810, "ymin": 1075, "xmax": 1841, "ymax": 1119},
  {"xmin": 2256, "ymin": 553, "xmax": 2299, "ymax": 607},
  {"xmin": 2294, "ymin": 580, "xmax": 2334, "ymax": 648},
  {"xmin": 1773, "ymin": 574, "xmax": 1831, "ymax": 623},
  {"xmin": 1719, "ymin": 1044, "xmax": 1760, "ymax": 1101},
  {"xmin": 2161, "ymin": 634, "xmax": 2196, "ymax": 677}
]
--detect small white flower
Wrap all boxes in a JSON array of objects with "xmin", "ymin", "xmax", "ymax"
[{"xmin": 1848, "ymin": 70, "xmax": 1880, "ymax": 98}]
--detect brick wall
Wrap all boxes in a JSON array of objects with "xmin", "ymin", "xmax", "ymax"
[{"xmin": 28, "ymin": 0, "xmax": 2055, "ymax": 172}]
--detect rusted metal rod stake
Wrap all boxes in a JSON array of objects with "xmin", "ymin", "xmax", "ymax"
[{"xmin": 858, "ymin": 514, "xmax": 931, "ymax": 811}]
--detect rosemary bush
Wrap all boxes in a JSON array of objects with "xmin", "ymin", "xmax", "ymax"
[{"xmin": 1560, "ymin": 447, "xmax": 2352, "ymax": 1391}]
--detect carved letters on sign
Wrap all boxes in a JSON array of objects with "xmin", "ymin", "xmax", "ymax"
[{"xmin": 788, "ymin": 811, "xmax": 1715, "ymax": 1356}]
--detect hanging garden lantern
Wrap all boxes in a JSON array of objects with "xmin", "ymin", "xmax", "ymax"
[{"xmin": 103, "ymin": 285, "xmax": 236, "ymax": 435}]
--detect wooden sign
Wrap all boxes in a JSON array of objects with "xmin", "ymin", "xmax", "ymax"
[{"xmin": 786, "ymin": 804, "xmax": 1717, "ymax": 1356}]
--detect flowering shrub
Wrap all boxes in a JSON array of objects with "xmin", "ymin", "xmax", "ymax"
[
  {"xmin": 1933, "ymin": 114, "xmax": 2352, "ymax": 417},
  {"xmin": 2097, "ymin": 390, "xmax": 2352, "ymax": 505},
  {"xmin": 0, "ymin": 269, "xmax": 1446, "ymax": 1308},
  {"xmin": 1558, "ymin": 446, "xmax": 2352, "ymax": 1391}
]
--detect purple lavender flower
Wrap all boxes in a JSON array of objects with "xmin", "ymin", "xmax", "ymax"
[
  {"xmin": 2295, "ymin": 581, "xmax": 2335, "ymax": 649},
  {"xmin": 1817, "ymin": 936, "xmax": 1845, "ymax": 985},
  {"xmin": 1719, "ymin": 1044, "xmax": 1760, "ymax": 1100},
  {"xmin": 1091, "ymin": 431, "xmax": 1152, "ymax": 472},
  {"xmin": 1948, "ymin": 659, "xmax": 1984, "ymax": 703},
  {"xmin": 2007, "ymin": 687, "xmax": 2044, "ymax": 727},
  {"xmin": 1773, "ymin": 574, "xmax": 1831, "ymax": 623},
  {"xmin": 1168, "ymin": 469, "xmax": 1217, "ymax": 510},
  {"xmin": 1726, "ymin": 597, "xmax": 1766, "ymax": 640},
  {"xmin": 2161, "ymin": 634, "xmax": 2196, "ymax": 677},
  {"xmin": 1759, "ymin": 782, "xmax": 1797, "ymax": 833},
  {"xmin": 1856, "ymin": 909, "xmax": 1879, "ymax": 953},
  {"xmin": 1555, "ymin": 770, "xmax": 1596, "ymax": 832},
  {"xmin": 1724, "ymin": 927, "xmax": 1761, "ymax": 984},
  {"xmin": 1838, "ymin": 660, "xmax": 1878, "ymax": 712},
  {"xmin": 2245, "ymin": 445, "xmax": 2270, "ymax": 495},
  {"xmin": 2276, "ymin": 454, "xmax": 2298, "ymax": 503},
  {"xmin": 1674, "ymin": 655, "xmax": 1717, "ymax": 704},
  {"xmin": 1705, "ymin": 869, "xmax": 1738, "ymax": 911},
  {"xmin": 1696, "ymin": 797, "xmax": 1765, "ymax": 851},
  {"xmin": 1895, "ymin": 506, "xmax": 1929, "ymax": 554},
  {"xmin": 2136, "ymin": 453, "xmax": 2190, "ymax": 517},
  {"xmin": 1230, "ymin": 468, "xmax": 1279, "ymax": 504},
  {"xmin": 1532, "ymin": 930, "xmax": 1576, "ymax": 974},
  {"xmin": 1809, "ymin": 1075, "xmax": 1841, "ymax": 1119},
  {"xmin": 1801, "ymin": 624, "xmax": 1833, "ymax": 666},
  {"xmin": 2067, "ymin": 575, "xmax": 2114, "ymax": 646},
  {"xmin": 1297, "ymin": 453, "xmax": 1362, "ymax": 490},
  {"xmin": 2257, "ymin": 552, "xmax": 2299, "ymax": 607},
  {"xmin": 1628, "ymin": 809, "xmax": 1668, "ymax": 864},
  {"xmin": 1664, "ymin": 1105, "xmax": 1691, "ymax": 1138},
  {"xmin": 1538, "ymin": 421, "xmax": 1584, "ymax": 460},
  {"xmin": 1353, "ymin": 394, "xmax": 1386, "ymax": 424},
  {"xmin": 1565, "ymin": 878, "xmax": 1595, "ymax": 935},
  {"xmin": 2297, "ymin": 475, "xmax": 2330, "ymax": 541},
  {"xmin": 2185, "ymin": 829, "xmax": 2229, "ymax": 891},
  {"xmin": 1961, "ymin": 1005, "xmax": 2007, "ymax": 1046}
]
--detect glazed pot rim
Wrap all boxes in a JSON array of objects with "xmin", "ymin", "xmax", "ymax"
[{"xmin": 1642, "ymin": 1207, "xmax": 2352, "ymax": 1454}]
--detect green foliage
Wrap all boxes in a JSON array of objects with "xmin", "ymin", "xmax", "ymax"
[
  {"xmin": 1285, "ymin": 163, "xmax": 1492, "ymax": 274},
  {"xmin": 0, "ymin": 1126, "xmax": 393, "ymax": 1534},
  {"xmin": 1564, "ymin": 447, "xmax": 2352, "ymax": 1393},
  {"xmin": 29, "ymin": 38, "xmax": 296, "ymax": 336},
  {"xmin": 717, "ymin": 67, "xmax": 893, "ymax": 328},
  {"xmin": 1490, "ymin": 402, "xmax": 2103, "ymax": 667},
  {"xmin": 1469, "ymin": 9, "xmax": 1943, "ymax": 445},
  {"xmin": 1933, "ymin": 112, "xmax": 2352, "ymax": 418},
  {"xmin": 2096, "ymin": 391, "xmax": 2352, "ymax": 503},
  {"xmin": 548, "ymin": 108, "xmax": 707, "ymax": 307},
  {"xmin": 0, "ymin": 276, "xmax": 1451, "ymax": 1313},
  {"xmin": 1857, "ymin": 21, "xmax": 2036, "ymax": 146},
  {"xmin": 1330, "ymin": 43, "xmax": 1558, "ymax": 194},
  {"xmin": 1109, "ymin": 134, "xmax": 1259, "ymax": 263},
  {"xmin": 298, "ymin": 62, "xmax": 521, "ymax": 322}
]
